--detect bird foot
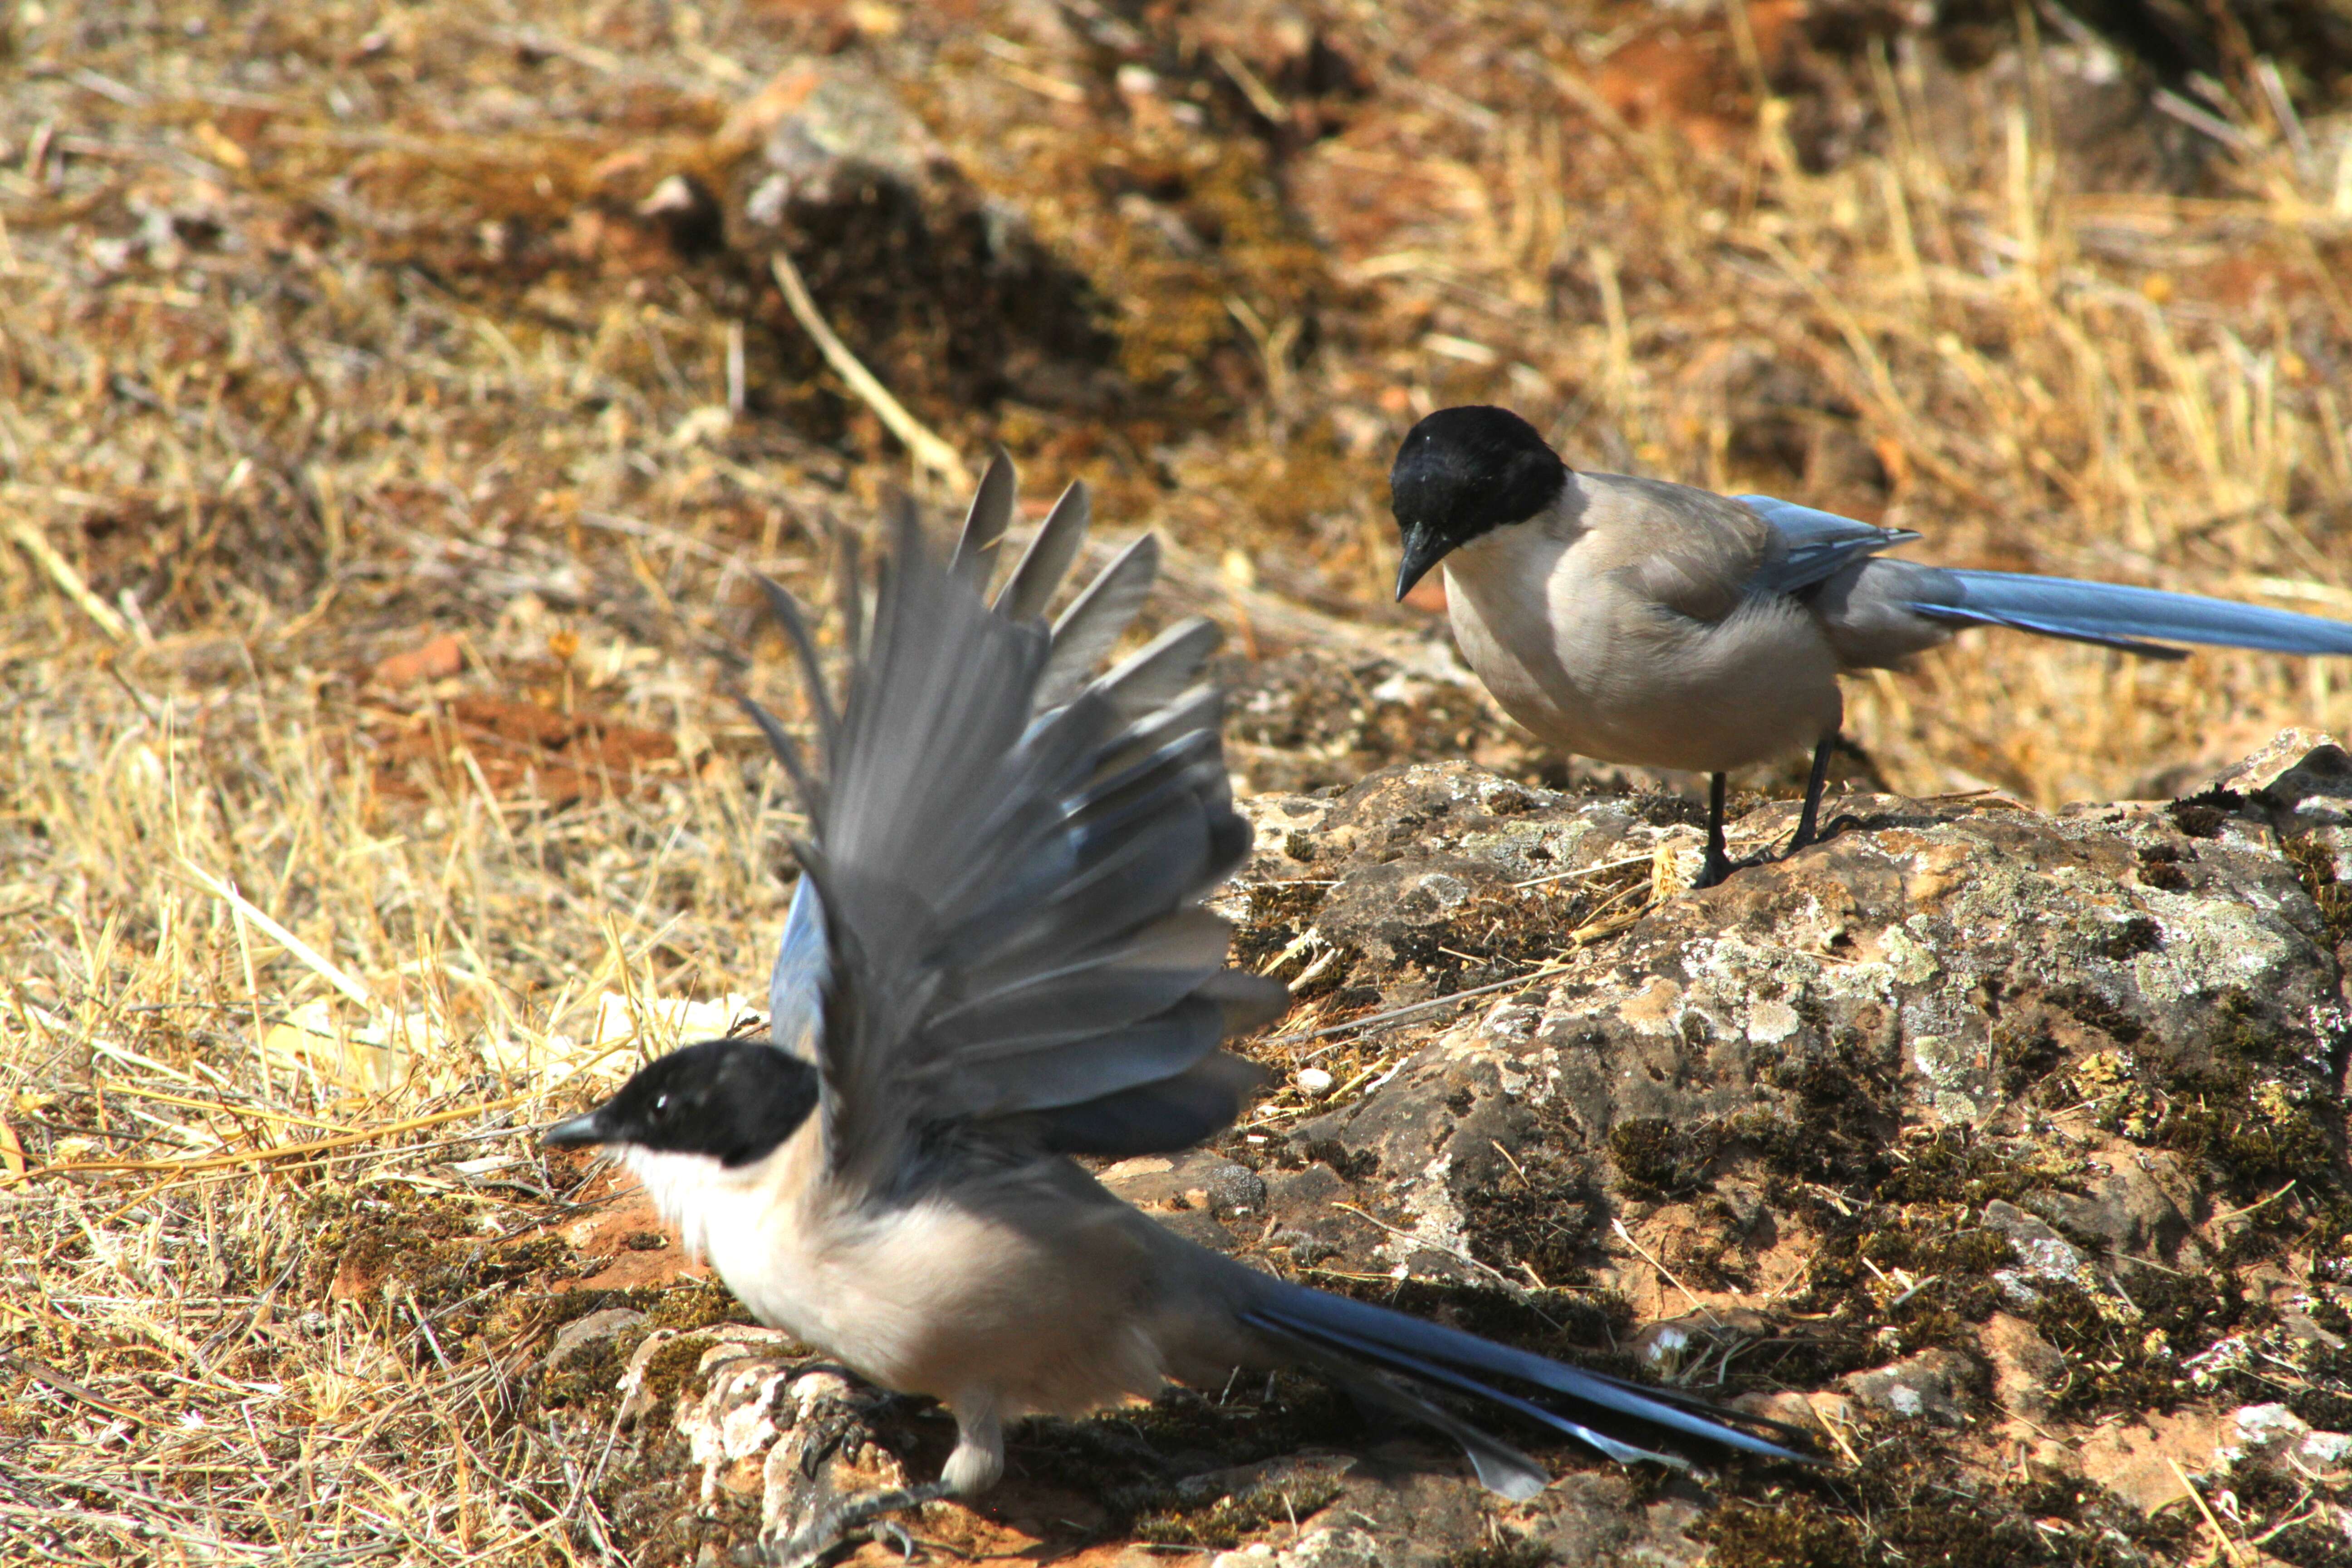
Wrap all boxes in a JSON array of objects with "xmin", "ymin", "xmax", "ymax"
[
  {"xmin": 763, "ymin": 1480, "xmax": 950, "ymax": 1568},
  {"xmin": 1692, "ymin": 848, "xmax": 1735, "ymax": 889},
  {"xmin": 1783, "ymin": 814, "xmax": 1845, "ymax": 860}
]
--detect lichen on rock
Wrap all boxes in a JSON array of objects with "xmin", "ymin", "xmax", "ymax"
[{"xmin": 532, "ymin": 735, "xmax": 2352, "ymax": 1565}]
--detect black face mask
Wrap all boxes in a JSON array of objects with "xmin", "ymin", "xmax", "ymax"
[
  {"xmin": 542, "ymin": 1039, "xmax": 820, "ymax": 1167},
  {"xmin": 1389, "ymin": 406, "xmax": 1568, "ymax": 599}
]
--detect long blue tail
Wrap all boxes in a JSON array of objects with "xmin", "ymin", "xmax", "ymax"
[
  {"xmin": 1241, "ymin": 1279, "xmax": 1813, "ymax": 1494},
  {"xmin": 1910, "ymin": 570, "xmax": 2352, "ymax": 659}
]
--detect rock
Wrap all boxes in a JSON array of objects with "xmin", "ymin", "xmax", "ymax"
[
  {"xmin": 584, "ymin": 738, "xmax": 2352, "ymax": 1564},
  {"xmin": 756, "ymin": 1371, "xmax": 910, "ymax": 1551},
  {"xmin": 2224, "ymin": 1401, "xmax": 2352, "ymax": 1472},
  {"xmin": 1625, "ymin": 1309, "xmax": 1781, "ymax": 1382},
  {"xmin": 617, "ymin": 1328, "xmax": 685, "ymax": 1427},
  {"xmin": 660, "ymin": 1325, "xmax": 910, "ymax": 1551},
  {"xmin": 368, "ymin": 629, "xmax": 464, "ymax": 689},
  {"xmin": 2074, "ymin": 1407, "xmax": 2234, "ymax": 1514},
  {"xmin": 1205, "ymin": 746, "xmax": 2348, "ymax": 1554},
  {"xmin": 2223, "ymin": 733, "xmax": 2352, "ymax": 912},
  {"xmin": 1980, "ymin": 1312, "xmax": 2066, "ymax": 1423},
  {"xmin": 2179, "ymin": 731, "xmax": 2352, "ymax": 892},
  {"xmin": 1100, "ymin": 1149, "xmax": 1268, "ymax": 1215},
  {"xmin": 1272, "ymin": 1526, "xmax": 1381, "ymax": 1568},
  {"xmin": 720, "ymin": 60, "xmax": 947, "ymax": 202},
  {"xmin": 2023, "ymin": 1148, "xmax": 2199, "ymax": 1264},
  {"xmin": 545, "ymin": 1307, "xmax": 649, "ymax": 1371},
  {"xmin": 1983, "ymin": 1200, "xmax": 2119, "ymax": 1310},
  {"xmin": 2303, "ymin": 1429, "xmax": 2352, "ymax": 1467},
  {"xmin": 1844, "ymin": 1348, "xmax": 1974, "ymax": 1425},
  {"xmin": 2282, "ymin": 1305, "xmax": 2350, "ymax": 1353},
  {"xmin": 1244, "ymin": 756, "xmax": 2340, "ymax": 1296},
  {"xmin": 2199, "ymin": 728, "xmax": 2352, "ymax": 823},
  {"xmin": 2231, "ymin": 1400, "xmax": 2312, "ymax": 1454},
  {"xmin": 633, "ymin": 172, "xmax": 724, "ymax": 255}
]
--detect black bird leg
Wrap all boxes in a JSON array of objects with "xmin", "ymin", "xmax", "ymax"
[
  {"xmin": 1788, "ymin": 736, "xmax": 1835, "ymax": 856},
  {"xmin": 766, "ymin": 1480, "xmax": 951, "ymax": 1568},
  {"xmin": 1693, "ymin": 772, "xmax": 1733, "ymax": 889}
]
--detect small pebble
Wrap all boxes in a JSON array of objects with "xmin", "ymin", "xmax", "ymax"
[{"xmin": 1297, "ymin": 1067, "xmax": 1334, "ymax": 1097}]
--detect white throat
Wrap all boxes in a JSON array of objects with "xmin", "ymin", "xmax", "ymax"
[{"xmin": 615, "ymin": 1145, "xmax": 753, "ymax": 1261}]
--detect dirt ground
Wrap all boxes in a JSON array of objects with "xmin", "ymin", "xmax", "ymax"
[{"xmin": 4, "ymin": 0, "xmax": 2352, "ymax": 1563}]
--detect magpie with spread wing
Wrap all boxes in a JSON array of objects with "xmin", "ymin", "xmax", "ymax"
[{"xmin": 545, "ymin": 457, "xmax": 1811, "ymax": 1563}]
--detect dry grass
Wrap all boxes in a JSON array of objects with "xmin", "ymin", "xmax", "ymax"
[
  {"xmin": 1292, "ymin": 15, "xmax": 2352, "ymax": 805},
  {"xmin": 4, "ymin": 0, "xmax": 2351, "ymax": 1562}
]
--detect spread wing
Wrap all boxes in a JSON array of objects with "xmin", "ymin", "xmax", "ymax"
[
  {"xmin": 764, "ymin": 451, "xmax": 1161, "ymax": 1060},
  {"xmin": 744, "ymin": 471, "xmax": 1284, "ymax": 1191}
]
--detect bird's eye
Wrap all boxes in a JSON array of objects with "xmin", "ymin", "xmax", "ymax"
[{"xmin": 652, "ymin": 1092, "xmax": 672, "ymax": 1118}]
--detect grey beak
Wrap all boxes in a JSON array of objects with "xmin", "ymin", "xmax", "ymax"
[
  {"xmin": 1394, "ymin": 520, "xmax": 1449, "ymax": 602},
  {"xmin": 540, "ymin": 1111, "xmax": 607, "ymax": 1148}
]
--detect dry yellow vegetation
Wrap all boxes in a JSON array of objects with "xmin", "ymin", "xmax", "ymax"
[{"xmin": 3, "ymin": 0, "xmax": 2349, "ymax": 1562}]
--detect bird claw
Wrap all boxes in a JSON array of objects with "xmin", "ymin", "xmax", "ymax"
[
  {"xmin": 1784, "ymin": 811, "xmax": 1847, "ymax": 860},
  {"xmin": 763, "ymin": 1480, "xmax": 949, "ymax": 1568}
]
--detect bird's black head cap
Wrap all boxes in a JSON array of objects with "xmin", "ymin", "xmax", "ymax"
[
  {"xmin": 1388, "ymin": 406, "xmax": 1569, "ymax": 599},
  {"xmin": 541, "ymin": 1038, "xmax": 819, "ymax": 1167}
]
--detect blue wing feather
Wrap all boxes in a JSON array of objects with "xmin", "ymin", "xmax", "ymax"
[
  {"xmin": 1736, "ymin": 494, "xmax": 1921, "ymax": 600},
  {"xmin": 767, "ymin": 876, "xmax": 829, "ymax": 1061}
]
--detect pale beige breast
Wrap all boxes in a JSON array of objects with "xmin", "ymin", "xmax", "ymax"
[
  {"xmin": 1440, "ymin": 482, "xmax": 1845, "ymax": 773},
  {"xmin": 690, "ymin": 1149, "xmax": 1198, "ymax": 1423}
]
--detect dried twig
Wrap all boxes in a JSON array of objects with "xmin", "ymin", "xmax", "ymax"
[
  {"xmin": 2166, "ymin": 1455, "xmax": 2250, "ymax": 1566},
  {"xmin": 16, "ymin": 1094, "xmax": 536, "ymax": 1179},
  {"xmin": 1610, "ymin": 1217, "xmax": 1724, "ymax": 1328},
  {"xmin": 769, "ymin": 250, "xmax": 970, "ymax": 489},
  {"xmin": 7, "ymin": 517, "xmax": 129, "ymax": 642}
]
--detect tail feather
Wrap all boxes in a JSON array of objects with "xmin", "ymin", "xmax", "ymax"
[
  {"xmin": 1913, "ymin": 569, "xmax": 2352, "ymax": 658},
  {"xmin": 1245, "ymin": 1282, "xmax": 1813, "ymax": 1472},
  {"xmin": 1268, "ymin": 1330, "xmax": 1553, "ymax": 1501},
  {"xmin": 1256, "ymin": 1313, "xmax": 1695, "ymax": 1477}
]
